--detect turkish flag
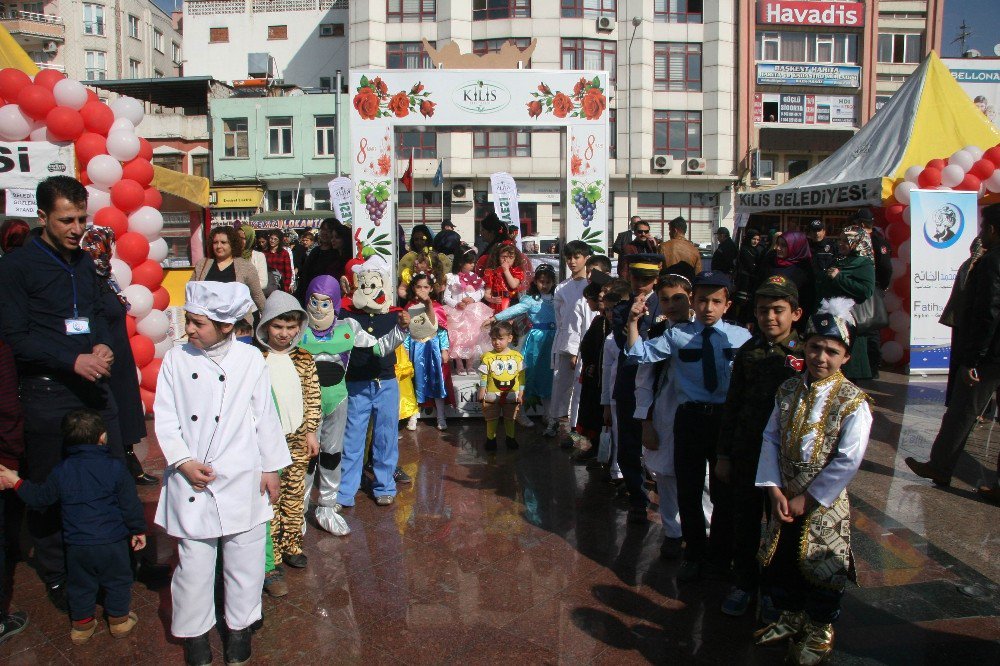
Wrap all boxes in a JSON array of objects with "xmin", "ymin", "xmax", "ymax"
[{"xmin": 401, "ymin": 150, "xmax": 414, "ymax": 192}]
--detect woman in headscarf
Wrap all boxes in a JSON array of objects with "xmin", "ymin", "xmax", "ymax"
[
  {"xmin": 753, "ymin": 230, "xmax": 815, "ymax": 319},
  {"xmin": 814, "ymin": 224, "xmax": 876, "ymax": 380},
  {"xmin": 80, "ymin": 226, "xmax": 157, "ymax": 485},
  {"xmin": 190, "ymin": 226, "xmax": 265, "ymax": 321},
  {"xmin": 237, "ymin": 223, "xmax": 269, "ymax": 288},
  {"xmin": 0, "ymin": 219, "xmax": 30, "ymax": 255}
]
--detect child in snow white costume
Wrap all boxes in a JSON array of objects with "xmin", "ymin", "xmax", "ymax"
[
  {"xmin": 299, "ymin": 274, "xmax": 408, "ymax": 533},
  {"xmin": 154, "ymin": 282, "xmax": 291, "ymax": 666}
]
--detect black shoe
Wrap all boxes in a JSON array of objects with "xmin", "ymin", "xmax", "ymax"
[
  {"xmin": 585, "ymin": 459, "xmax": 606, "ymax": 471},
  {"xmin": 660, "ymin": 537, "xmax": 683, "ymax": 560},
  {"xmin": 506, "ymin": 438, "xmax": 519, "ymax": 450},
  {"xmin": 184, "ymin": 632, "xmax": 213, "ymax": 666},
  {"xmin": 485, "ymin": 437, "xmax": 497, "ymax": 452},
  {"xmin": 224, "ymin": 627, "xmax": 252, "ymax": 665},
  {"xmin": 134, "ymin": 472, "xmax": 159, "ymax": 486},
  {"xmin": 393, "ymin": 467, "xmax": 412, "ymax": 484},
  {"xmin": 904, "ymin": 457, "xmax": 951, "ymax": 486},
  {"xmin": 47, "ymin": 582, "xmax": 68, "ymax": 613},
  {"xmin": 283, "ymin": 552, "xmax": 308, "ymax": 568},
  {"xmin": 0, "ymin": 610, "xmax": 28, "ymax": 645}
]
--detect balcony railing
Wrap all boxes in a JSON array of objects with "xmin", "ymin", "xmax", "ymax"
[
  {"xmin": 4, "ymin": 10, "xmax": 63, "ymax": 25},
  {"xmin": 1, "ymin": 11, "xmax": 65, "ymax": 40}
]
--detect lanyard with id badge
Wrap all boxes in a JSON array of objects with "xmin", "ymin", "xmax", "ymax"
[{"xmin": 35, "ymin": 239, "xmax": 91, "ymax": 336}]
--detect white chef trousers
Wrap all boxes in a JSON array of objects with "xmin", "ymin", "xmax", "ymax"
[{"xmin": 548, "ymin": 352, "xmax": 577, "ymax": 423}]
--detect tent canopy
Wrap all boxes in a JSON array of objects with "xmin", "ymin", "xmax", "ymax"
[{"xmin": 738, "ymin": 52, "xmax": 1000, "ymax": 214}]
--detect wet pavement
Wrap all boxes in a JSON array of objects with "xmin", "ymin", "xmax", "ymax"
[{"xmin": 2, "ymin": 369, "xmax": 998, "ymax": 664}]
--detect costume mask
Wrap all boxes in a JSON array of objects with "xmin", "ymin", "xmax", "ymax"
[
  {"xmin": 351, "ymin": 255, "xmax": 391, "ymax": 314},
  {"xmin": 306, "ymin": 275, "xmax": 342, "ymax": 334}
]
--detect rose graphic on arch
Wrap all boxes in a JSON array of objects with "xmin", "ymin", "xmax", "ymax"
[
  {"xmin": 527, "ymin": 77, "xmax": 607, "ymax": 120},
  {"xmin": 353, "ymin": 76, "xmax": 434, "ymax": 120}
]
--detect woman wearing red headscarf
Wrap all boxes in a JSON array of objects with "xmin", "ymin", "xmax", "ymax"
[{"xmin": 752, "ymin": 230, "xmax": 815, "ymax": 321}]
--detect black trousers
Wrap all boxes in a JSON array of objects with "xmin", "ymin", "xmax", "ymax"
[
  {"xmin": 673, "ymin": 405, "xmax": 733, "ymax": 564},
  {"xmin": 866, "ymin": 331, "xmax": 881, "ymax": 378},
  {"xmin": 65, "ymin": 541, "xmax": 133, "ymax": 622},
  {"xmin": 20, "ymin": 376, "xmax": 123, "ymax": 586},
  {"xmin": 731, "ymin": 457, "xmax": 767, "ymax": 591},
  {"xmin": 762, "ymin": 519, "xmax": 843, "ymax": 624},
  {"xmin": 615, "ymin": 394, "xmax": 646, "ymax": 510},
  {"xmin": 929, "ymin": 361, "xmax": 1000, "ymax": 479}
]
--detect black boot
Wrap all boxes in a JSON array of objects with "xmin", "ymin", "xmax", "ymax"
[
  {"xmin": 183, "ymin": 632, "xmax": 212, "ymax": 666},
  {"xmin": 224, "ymin": 627, "xmax": 252, "ymax": 665}
]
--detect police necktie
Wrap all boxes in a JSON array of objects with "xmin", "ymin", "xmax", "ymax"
[{"xmin": 701, "ymin": 327, "xmax": 718, "ymax": 393}]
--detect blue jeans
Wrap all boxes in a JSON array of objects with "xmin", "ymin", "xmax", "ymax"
[{"xmin": 337, "ymin": 379, "xmax": 399, "ymax": 506}]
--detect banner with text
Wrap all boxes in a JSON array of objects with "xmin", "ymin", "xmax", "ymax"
[
  {"xmin": 490, "ymin": 172, "xmax": 521, "ymax": 249},
  {"xmin": 908, "ymin": 189, "xmax": 978, "ymax": 374},
  {"xmin": 942, "ymin": 58, "xmax": 1000, "ymax": 127},
  {"xmin": 0, "ymin": 142, "xmax": 75, "ymax": 189},
  {"xmin": 4, "ymin": 188, "xmax": 36, "ymax": 217},
  {"xmin": 328, "ymin": 176, "xmax": 354, "ymax": 228},
  {"xmin": 756, "ymin": 63, "xmax": 861, "ymax": 88}
]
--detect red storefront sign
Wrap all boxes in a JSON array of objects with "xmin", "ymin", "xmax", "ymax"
[{"xmin": 757, "ymin": 1, "xmax": 865, "ymax": 27}]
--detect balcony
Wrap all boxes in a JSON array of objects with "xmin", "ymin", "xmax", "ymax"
[{"xmin": 1, "ymin": 11, "xmax": 65, "ymax": 41}]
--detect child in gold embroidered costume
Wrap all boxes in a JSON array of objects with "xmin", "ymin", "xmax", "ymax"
[{"xmin": 754, "ymin": 297, "xmax": 873, "ymax": 666}]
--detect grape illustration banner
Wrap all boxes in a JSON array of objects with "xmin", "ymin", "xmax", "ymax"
[{"xmin": 349, "ymin": 69, "xmax": 610, "ymax": 263}]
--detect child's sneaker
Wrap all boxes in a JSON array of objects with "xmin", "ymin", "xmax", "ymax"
[
  {"xmin": 263, "ymin": 569, "xmax": 288, "ymax": 597},
  {"xmin": 406, "ymin": 414, "xmax": 418, "ymax": 431},
  {"xmin": 721, "ymin": 586, "xmax": 752, "ymax": 616},
  {"xmin": 485, "ymin": 437, "xmax": 498, "ymax": 452},
  {"xmin": 436, "ymin": 416, "xmax": 448, "ymax": 431},
  {"xmin": 283, "ymin": 552, "xmax": 308, "ymax": 569},
  {"xmin": 393, "ymin": 467, "xmax": 412, "ymax": 484},
  {"xmin": 542, "ymin": 421, "xmax": 559, "ymax": 438},
  {"xmin": 109, "ymin": 612, "xmax": 138, "ymax": 639},
  {"xmin": 516, "ymin": 410, "xmax": 534, "ymax": 427},
  {"xmin": 0, "ymin": 611, "xmax": 28, "ymax": 645},
  {"xmin": 375, "ymin": 495, "xmax": 394, "ymax": 506},
  {"xmin": 70, "ymin": 618, "xmax": 97, "ymax": 644}
]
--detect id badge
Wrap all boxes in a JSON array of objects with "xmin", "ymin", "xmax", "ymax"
[{"xmin": 65, "ymin": 317, "xmax": 90, "ymax": 335}]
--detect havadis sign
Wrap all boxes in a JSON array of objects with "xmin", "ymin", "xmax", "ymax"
[{"xmin": 757, "ymin": 1, "xmax": 865, "ymax": 27}]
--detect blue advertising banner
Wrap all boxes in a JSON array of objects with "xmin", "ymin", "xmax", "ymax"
[
  {"xmin": 908, "ymin": 190, "xmax": 978, "ymax": 374},
  {"xmin": 756, "ymin": 63, "xmax": 861, "ymax": 88}
]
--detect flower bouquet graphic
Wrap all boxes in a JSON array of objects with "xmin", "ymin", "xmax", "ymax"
[
  {"xmin": 526, "ymin": 77, "xmax": 607, "ymax": 120},
  {"xmin": 354, "ymin": 76, "xmax": 435, "ymax": 120}
]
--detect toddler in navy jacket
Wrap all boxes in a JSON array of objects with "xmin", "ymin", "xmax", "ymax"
[{"xmin": 0, "ymin": 409, "xmax": 146, "ymax": 644}]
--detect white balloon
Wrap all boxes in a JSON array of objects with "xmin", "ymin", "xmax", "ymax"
[
  {"xmin": 986, "ymin": 170, "xmax": 1000, "ymax": 193},
  {"xmin": 884, "ymin": 290, "xmax": 902, "ymax": 313},
  {"xmin": 902, "ymin": 206, "xmax": 912, "ymax": 225},
  {"xmin": 148, "ymin": 237, "xmax": 169, "ymax": 262},
  {"xmin": 881, "ymin": 341, "xmax": 904, "ymax": 364},
  {"xmin": 86, "ymin": 185, "xmax": 111, "ymax": 214},
  {"xmin": 109, "ymin": 117, "xmax": 134, "ymax": 133},
  {"xmin": 889, "ymin": 310, "xmax": 910, "ymax": 334},
  {"xmin": 941, "ymin": 164, "xmax": 966, "ymax": 188},
  {"xmin": 898, "ymin": 240, "xmax": 911, "ymax": 259},
  {"xmin": 153, "ymin": 336, "xmax": 173, "ymax": 359},
  {"xmin": 136, "ymin": 367, "xmax": 142, "ymax": 384},
  {"xmin": 110, "ymin": 96, "xmax": 144, "ymax": 127},
  {"xmin": 52, "ymin": 78, "xmax": 88, "ymax": 110},
  {"xmin": 0, "ymin": 105, "xmax": 32, "ymax": 141},
  {"xmin": 136, "ymin": 309, "xmax": 170, "ymax": 342},
  {"xmin": 963, "ymin": 145, "xmax": 984, "ymax": 160},
  {"xmin": 122, "ymin": 284, "xmax": 153, "ymax": 319},
  {"xmin": 890, "ymin": 258, "xmax": 907, "ymax": 281},
  {"xmin": 128, "ymin": 206, "xmax": 164, "ymax": 238},
  {"xmin": 106, "ymin": 129, "xmax": 140, "ymax": 162},
  {"xmin": 904, "ymin": 165, "xmax": 923, "ymax": 183},
  {"xmin": 894, "ymin": 181, "xmax": 915, "ymax": 205},
  {"xmin": 86, "ymin": 154, "xmax": 123, "ymax": 189},
  {"xmin": 28, "ymin": 124, "xmax": 51, "ymax": 141},
  {"xmin": 110, "ymin": 257, "xmax": 132, "ymax": 287},
  {"xmin": 949, "ymin": 150, "xmax": 974, "ymax": 172}
]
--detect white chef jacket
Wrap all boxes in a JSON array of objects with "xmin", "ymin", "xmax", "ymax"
[
  {"xmin": 154, "ymin": 340, "xmax": 292, "ymax": 539},
  {"xmin": 553, "ymin": 277, "xmax": 591, "ymax": 355},
  {"xmin": 600, "ymin": 333, "xmax": 619, "ymax": 407}
]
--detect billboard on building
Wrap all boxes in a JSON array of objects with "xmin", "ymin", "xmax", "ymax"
[
  {"xmin": 756, "ymin": 63, "xmax": 861, "ymax": 87},
  {"xmin": 754, "ymin": 93, "xmax": 857, "ymax": 125},
  {"xmin": 942, "ymin": 58, "xmax": 1000, "ymax": 126},
  {"xmin": 757, "ymin": 1, "xmax": 865, "ymax": 27}
]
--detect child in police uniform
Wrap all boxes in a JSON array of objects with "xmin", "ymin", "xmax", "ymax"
[{"xmin": 154, "ymin": 282, "xmax": 290, "ymax": 666}]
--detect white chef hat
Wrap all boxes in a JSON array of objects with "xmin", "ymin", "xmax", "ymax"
[
  {"xmin": 184, "ymin": 281, "xmax": 254, "ymax": 324},
  {"xmin": 352, "ymin": 253, "xmax": 390, "ymax": 277}
]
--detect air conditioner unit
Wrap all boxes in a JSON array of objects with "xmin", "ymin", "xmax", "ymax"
[
  {"xmin": 596, "ymin": 16, "xmax": 614, "ymax": 32},
  {"xmin": 43, "ymin": 41, "xmax": 58, "ymax": 53},
  {"xmin": 686, "ymin": 157, "xmax": 707, "ymax": 174},
  {"xmin": 651, "ymin": 154, "xmax": 674, "ymax": 171},
  {"xmin": 247, "ymin": 52, "xmax": 273, "ymax": 79},
  {"xmin": 451, "ymin": 182, "xmax": 472, "ymax": 203}
]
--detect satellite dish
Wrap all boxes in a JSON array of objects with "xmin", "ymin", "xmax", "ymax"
[
  {"xmin": 964, "ymin": 49, "xmax": 981, "ymax": 58},
  {"xmin": 994, "ymin": 43, "xmax": 1000, "ymax": 56}
]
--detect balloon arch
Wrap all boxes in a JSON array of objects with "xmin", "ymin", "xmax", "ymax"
[{"xmin": 0, "ymin": 67, "xmax": 169, "ymax": 412}]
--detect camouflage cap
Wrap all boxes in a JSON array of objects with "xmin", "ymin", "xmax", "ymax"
[{"xmin": 755, "ymin": 274, "xmax": 800, "ymax": 302}]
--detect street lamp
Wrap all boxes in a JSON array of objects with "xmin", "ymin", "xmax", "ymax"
[{"xmin": 626, "ymin": 16, "xmax": 641, "ymax": 222}]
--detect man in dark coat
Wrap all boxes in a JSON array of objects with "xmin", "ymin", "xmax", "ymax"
[{"xmin": 711, "ymin": 228, "xmax": 738, "ymax": 275}]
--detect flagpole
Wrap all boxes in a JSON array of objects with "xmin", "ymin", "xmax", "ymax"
[
  {"xmin": 410, "ymin": 148, "xmax": 416, "ymax": 227},
  {"xmin": 439, "ymin": 160, "xmax": 444, "ymax": 222}
]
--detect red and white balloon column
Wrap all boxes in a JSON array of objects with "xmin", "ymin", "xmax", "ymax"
[
  {"xmin": 0, "ymin": 67, "xmax": 169, "ymax": 413},
  {"xmin": 880, "ymin": 144, "xmax": 1000, "ymax": 365}
]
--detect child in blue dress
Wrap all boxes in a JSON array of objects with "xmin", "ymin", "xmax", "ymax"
[
  {"xmin": 403, "ymin": 272, "xmax": 451, "ymax": 431},
  {"xmin": 485, "ymin": 264, "xmax": 557, "ymax": 428}
]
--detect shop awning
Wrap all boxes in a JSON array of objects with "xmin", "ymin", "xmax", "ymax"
[{"xmin": 249, "ymin": 211, "xmax": 336, "ymax": 229}]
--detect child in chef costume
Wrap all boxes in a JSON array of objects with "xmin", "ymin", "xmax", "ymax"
[{"xmin": 154, "ymin": 281, "xmax": 291, "ymax": 666}]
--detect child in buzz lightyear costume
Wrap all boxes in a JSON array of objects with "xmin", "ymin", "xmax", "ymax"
[{"xmin": 299, "ymin": 274, "xmax": 407, "ymax": 534}]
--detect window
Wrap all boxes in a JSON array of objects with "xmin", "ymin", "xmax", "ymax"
[
  {"xmin": 152, "ymin": 154, "xmax": 183, "ymax": 172},
  {"xmin": 82, "ymin": 4, "xmax": 105, "ymax": 36},
  {"xmin": 473, "ymin": 0, "xmax": 530, "ymax": 20},
  {"xmin": 386, "ymin": 42, "xmax": 432, "ymax": 69},
  {"xmin": 129, "ymin": 59, "xmax": 141, "ymax": 78},
  {"xmin": 753, "ymin": 152, "xmax": 775, "ymax": 181},
  {"xmin": 23, "ymin": 2, "xmax": 44, "ymax": 12},
  {"xmin": 209, "ymin": 27, "xmax": 229, "ymax": 43},
  {"xmin": 608, "ymin": 108, "xmax": 616, "ymax": 159},
  {"xmin": 561, "ymin": 38, "xmax": 616, "ymax": 83},
  {"xmin": 474, "ymin": 131, "xmax": 530, "ymax": 158},
  {"xmin": 787, "ymin": 156, "xmax": 810, "ymax": 179},
  {"xmin": 267, "ymin": 190, "xmax": 304, "ymax": 212},
  {"xmin": 315, "ymin": 115, "xmax": 335, "ymax": 156},
  {"xmin": 84, "ymin": 50, "xmax": 106, "ymax": 81},
  {"xmin": 398, "ymin": 191, "xmax": 449, "ymax": 227},
  {"xmin": 755, "ymin": 31, "xmax": 858, "ymax": 64},
  {"xmin": 319, "ymin": 76, "xmax": 332, "ymax": 91},
  {"xmin": 223, "ymin": 118, "xmax": 249, "ymax": 158},
  {"xmin": 396, "ymin": 130, "xmax": 437, "ymax": 158},
  {"xmin": 319, "ymin": 23, "xmax": 344, "ymax": 37},
  {"xmin": 191, "ymin": 154, "xmax": 209, "ymax": 178},
  {"xmin": 171, "ymin": 42, "xmax": 182, "ymax": 63},
  {"xmin": 654, "ymin": 43, "xmax": 701, "ymax": 92},
  {"xmin": 268, "ymin": 117, "xmax": 293, "ymax": 156},
  {"xmin": 127, "ymin": 14, "xmax": 140, "ymax": 39},
  {"xmin": 268, "ymin": 25, "xmax": 287, "ymax": 40},
  {"xmin": 153, "ymin": 29, "xmax": 164, "ymax": 52},
  {"xmin": 760, "ymin": 32, "xmax": 779, "ymax": 61},
  {"xmin": 815, "ymin": 34, "xmax": 834, "ymax": 63},
  {"xmin": 473, "ymin": 37, "xmax": 533, "ymax": 59},
  {"xmin": 653, "ymin": 110, "xmax": 701, "ymax": 161},
  {"xmin": 655, "ymin": 0, "xmax": 702, "ymax": 23},
  {"xmin": 153, "ymin": 69, "xmax": 164, "ymax": 78},
  {"xmin": 877, "ymin": 33, "xmax": 922, "ymax": 64},
  {"xmin": 387, "ymin": 0, "xmax": 435, "ymax": 22},
  {"xmin": 312, "ymin": 188, "xmax": 331, "ymax": 210},
  {"xmin": 561, "ymin": 0, "xmax": 615, "ymax": 18},
  {"xmin": 636, "ymin": 192, "xmax": 718, "ymax": 244}
]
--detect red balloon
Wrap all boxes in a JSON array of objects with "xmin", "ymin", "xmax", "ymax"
[
  {"xmin": 45, "ymin": 106, "xmax": 84, "ymax": 141},
  {"xmin": 886, "ymin": 222, "xmax": 910, "ymax": 247},
  {"xmin": 142, "ymin": 187, "xmax": 162, "ymax": 209},
  {"xmin": 137, "ymin": 137, "xmax": 153, "ymax": 161},
  {"xmin": 880, "ymin": 327, "xmax": 894, "ymax": 344},
  {"xmin": 125, "ymin": 314, "xmax": 137, "ymax": 337},
  {"xmin": 116, "ymin": 231, "xmax": 150, "ymax": 267},
  {"xmin": 94, "ymin": 206, "xmax": 128, "ymax": 238},
  {"xmin": 917, "ymin": 167, "xmax": 942, "ymax": 188},
  {"xmin": 79, "ymin": 171, "xmax": 91, "ymax": 186},
  {"xmin": 17, "ymin": 84, "xmax": 55, "ymax": 120},
  {"xmin": 130, "ymin": 334, "xmax": 155, "ymax": 368},
  {"xmin": 74, "ymin": 132, "xmax": 107, "ymax": 167},
  {"xmin": 969, "ymin": 158, "xmax": 996, "ymax": 181},
  {"xmin": 140, "ymin": 388, "xmax": 155, "ymax": 414},
  {"xmin": 140, "ymin": 358, "xmax": 162, "ymax": 391},
  {"xmin": 79, "ymin": 100, "xmax": 114, "ymax": 135},
  {"xmin": 33, "ymin": 68, "xmax": 64, "ymax": 91},
  {"xmin": 110, "ymin": 179, "xmax": 145, "ymax": 214},
  {"xmin": 956, "ymin": 173, "xmax": 982, "ymax": 191},
  {"xmin": 132, "ymin": 259, "xmax": 165, "ymax": 290},
  {"xmin": 0, "ymin": 68, "xmax": 32, "ymax": 103},
  {"xmin": 984, "ymin": 146, "xmax": 1000, "ymax": 169},
  {"xmin": 122, "ymin": 158, "xmax": 154, "ymax": 188},
  {"xmin": 925, "ymin": 158, "xmax": 946, "ymax": 171},
  {"xmin": 885, "ymin": 203, "xmax": 905, "ymax": 225},
  {"xmin": 152, "ymin": 286, "xmax": 170, "ymax": 311},
  {"xmin": 85, "ymin": 88, "xmax": 99, "ymax": 103},
  {"xmin": 892, "ymin": 275, "xmax": 910, "ymax": 300}
]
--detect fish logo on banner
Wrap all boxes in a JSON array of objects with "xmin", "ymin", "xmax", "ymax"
[
  {"xmin": 328, "ymin": 176, "xmax": 354, "ymax": 227},
  {"xmin": 490, "ymin": 172, "xmax": 521, "ymax": 248}
]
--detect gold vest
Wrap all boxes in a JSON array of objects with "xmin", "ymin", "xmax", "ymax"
[{"xmin": 758, "ymin": 372, "xmax": 870, "ymax": 590}]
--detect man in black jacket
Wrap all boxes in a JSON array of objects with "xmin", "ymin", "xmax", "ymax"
[
  {"xmin": 711, "ymin": 227, "xmax": 738, "ymax": 275},
  {"xmin": 907, "ymin": 204, "xmax": 1000, "ymax": 494}
]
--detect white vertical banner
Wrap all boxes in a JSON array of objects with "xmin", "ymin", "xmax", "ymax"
[
  {"xmin": 490, "ymin": 172, "xmax": 521, "ymax": 248},
  {"xmin": 908, "ymin": 189, "xmax": 978, "ymax": 374},
  {"xmin": 328, "ymin": 176, "xmax": 354, "ymax": 227}
]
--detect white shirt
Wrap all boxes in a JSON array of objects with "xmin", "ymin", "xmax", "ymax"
[
  {"xmin": 442, "ymin": 273, "xmax": 485, "ymax": 307},
  {"xmin": 600, "ymin": 333, "xmax": 619, "ymax": 406},
  {"xmin": 553, "ymin": 277, "xmax": 590, "ymax": 355}
]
